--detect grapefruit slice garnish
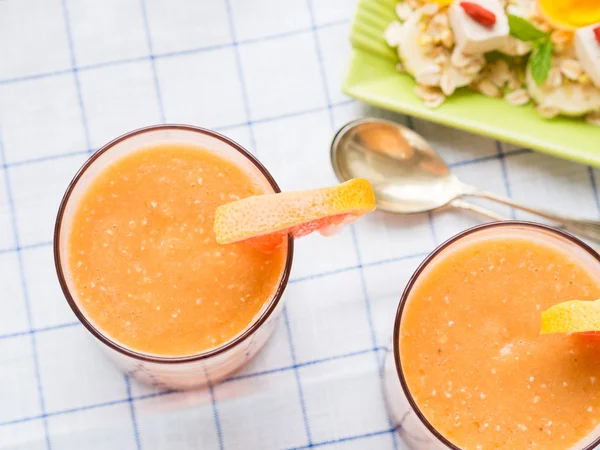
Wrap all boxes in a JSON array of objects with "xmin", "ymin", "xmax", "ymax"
[
  {"xmin": 540, "ymin": 300, "xmax": 600, "ymax": 335},
  {"xmin": 214, "ymin": 178, "xmax": 376, "ymax": 251}
]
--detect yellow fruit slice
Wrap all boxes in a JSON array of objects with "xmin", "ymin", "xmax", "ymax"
[
  {"xmin": 540, "ymin": 299, "xmax": 600, "ymax": 334},
  {"xmin": 538, "ymin": 0, "xmax": 600, "ymax": 29},
  {"xmin": 214, "ymin": 178, "xmax": 376, "ymax": 250}
]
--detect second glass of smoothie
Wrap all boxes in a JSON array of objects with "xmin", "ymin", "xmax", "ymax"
[
  {"xmin": 384, "ymin": 222, "xmax": 600, "ymax": 450},
  {"xmin": 54, "ymin": 125, "xmax": 293, "ymax": 390}
]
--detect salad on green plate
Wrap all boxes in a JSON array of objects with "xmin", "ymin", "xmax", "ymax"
[{"xmin": 345, "ymin": 0, "xmax": 600, "ymax": 167}]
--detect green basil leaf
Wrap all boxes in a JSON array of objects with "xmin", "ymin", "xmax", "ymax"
[
  {"xmin": 508, "ymin": 14, "xmax": 547, "ymax": 42},
  {"xmin": 530, "ymin": 40, "xmax": 553, "ymax": 86}
]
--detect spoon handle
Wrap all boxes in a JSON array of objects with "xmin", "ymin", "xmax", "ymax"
[
  {"xmin": 464, "ymin": 188, "xmax": 600, "ymax": 244},
  {"xmin": 449, "ymin": 199, "xmax": 505, "ymax": 221}
]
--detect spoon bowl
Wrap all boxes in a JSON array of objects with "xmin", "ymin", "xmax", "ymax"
[
  {"xmin": 331, "ymin": 118, "xmax": 464, "ymax": 214},
  {"xmin": 331, "ymin": 118, "xmax": 600, "ymax": 244}
]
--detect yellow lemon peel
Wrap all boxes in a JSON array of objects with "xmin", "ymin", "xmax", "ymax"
[{"xmin": 541, "ymin": 299, "xmax": 600, "ymax": 334}]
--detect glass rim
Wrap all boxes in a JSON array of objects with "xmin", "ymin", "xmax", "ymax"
[
  {"xmin": 392, "ymin": 220, "xmax": 600, "ymax": 450},
  {"xmin": 53, "ymin": 124, "xmax": 295, "ymax": 364}
]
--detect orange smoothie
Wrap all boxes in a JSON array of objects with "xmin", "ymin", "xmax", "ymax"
[
  {"xmin": 400, "ymin": 227, "xmax": 600, "ymax": 449},
  {"xmin": 67, "ymin": 143, "xmax": 287, "ymax": 357}
]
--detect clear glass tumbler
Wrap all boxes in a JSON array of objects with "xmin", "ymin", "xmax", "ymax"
[
  {"xmin": 383, "ymin": 221, "xmax": 600, "ymax": 450},
  {"xmin": 54, "ymin": 125, "xmax": 294, "ymax": 390}
]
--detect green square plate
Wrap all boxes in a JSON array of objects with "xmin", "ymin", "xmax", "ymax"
[{"xmin": 345, "ymin": 0, "xmax": 600, "ymax": 166}]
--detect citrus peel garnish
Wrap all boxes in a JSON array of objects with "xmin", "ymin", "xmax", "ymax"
[
  {"xmin": 540, "ymin": 299, "xmax": 600, "ymax": 335},
  {"xmin": 213, "ymin": 178, "xmax": 376, "ymax": 251}
]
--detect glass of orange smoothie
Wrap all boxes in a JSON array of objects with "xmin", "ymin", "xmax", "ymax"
[
  {"xmin": 384, "ymin": 222, "xmax": 600, "ymax": 450},
  {"xmin": 54, "ymin": 125, "xmax": 293, "ymax": 390}
]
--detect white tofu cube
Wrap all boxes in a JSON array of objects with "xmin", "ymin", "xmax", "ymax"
[
  {"xmin": 449, "ymin": 0, "xmax": 509, "ymax": 55},
  {"xmin": 575, "ymin": 23, "xmax": 600, "ymax": 88}
]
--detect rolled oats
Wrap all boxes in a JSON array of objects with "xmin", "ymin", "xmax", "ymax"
[
  {"xmin": 505, "ymin": 89, "xmax": 530, "ymax": 106},
  {"xmin": 514, "ymin": 40, "xmax": 531, "ymax": 56},
  {"xmin": 462, "ymin": 59, "xmax": 485, "ymax": 75},
  {"xmin": 440, "ymin": 70, "xmax": 458, "ymax": 96},
  {"xmin": 507, "ymin": 73, "xmax": 522, "ymax": 91},
  {"xmin": 431, "ymin": 12, "xmax": 449, "ymax": 28},
  {"xmin": 415, "ymin": 84, "xmax": 445, "ymax": 108},
  {"xmin": 551, "ymin": 30, "xmax": 573, "ymax": 46},
  {"xmin": 384, "ymin": 21, "xmax": 403, "ymax": 47},
  {"xmin": 488, "ymin": 60, "xmax": 511, "ymax": 87},
  {"xmin": 441, "ymin": 29, "xmax": 454, "ymax": 48},
  {"xmin": 419, "ymin": 2, "xmax": 439, "ymax": 16},
  {"xmin": 546, "ymin": 67, "xmax": 563, "ymax": 89},
  {"xmin": 396, "ymin": 2, "xmax": 413, "ymax": 21},
  {"xmin": 536, "ymin": 104, "xmax": 560, "ymax": 118},
  {"xmin": 418, "ymin": 33, "xmax": 434, "ymax": 47},
  {"xmin": 450, "ymin": 49, "xmax": 472, "ymax": 68},
  {"xmin": 586, "ymin": 111, "xmax": 600, "ymax": 127},
  {"xmin": 477, "ymin": 79, "xmax": 501, "ymax": 97},
  {"xmin": 433, "ymin": 53, "xmax": 448, "ymax": 65},
  {"xmin": 424, "ymin": 95, "xmax": 445, "ymax": 108},
  {"xmin": 417, "ymin": 71, "xmax": 442, "ymax": 86},
  {"xmin": 560, "ymin": 59, "xmax": 583, "ymax": 81}
]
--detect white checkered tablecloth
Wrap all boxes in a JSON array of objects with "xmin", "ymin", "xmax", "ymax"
[{"xmin": 1, "ymin": 0, "xmax": 600, "ymax": 449}]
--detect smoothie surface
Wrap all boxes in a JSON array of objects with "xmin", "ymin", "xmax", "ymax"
[
  {"xmin": 400, "ymin": 232, "xmax": 600, "ymax": 449},
  {"xmin": 68, "ymin": 143, "xmax": 287, "ymax": 357}
]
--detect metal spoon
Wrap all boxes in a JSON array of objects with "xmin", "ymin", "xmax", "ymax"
[{"xmin": 331, "ymin": 118, "xmax": 600, "ymax": 243}]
